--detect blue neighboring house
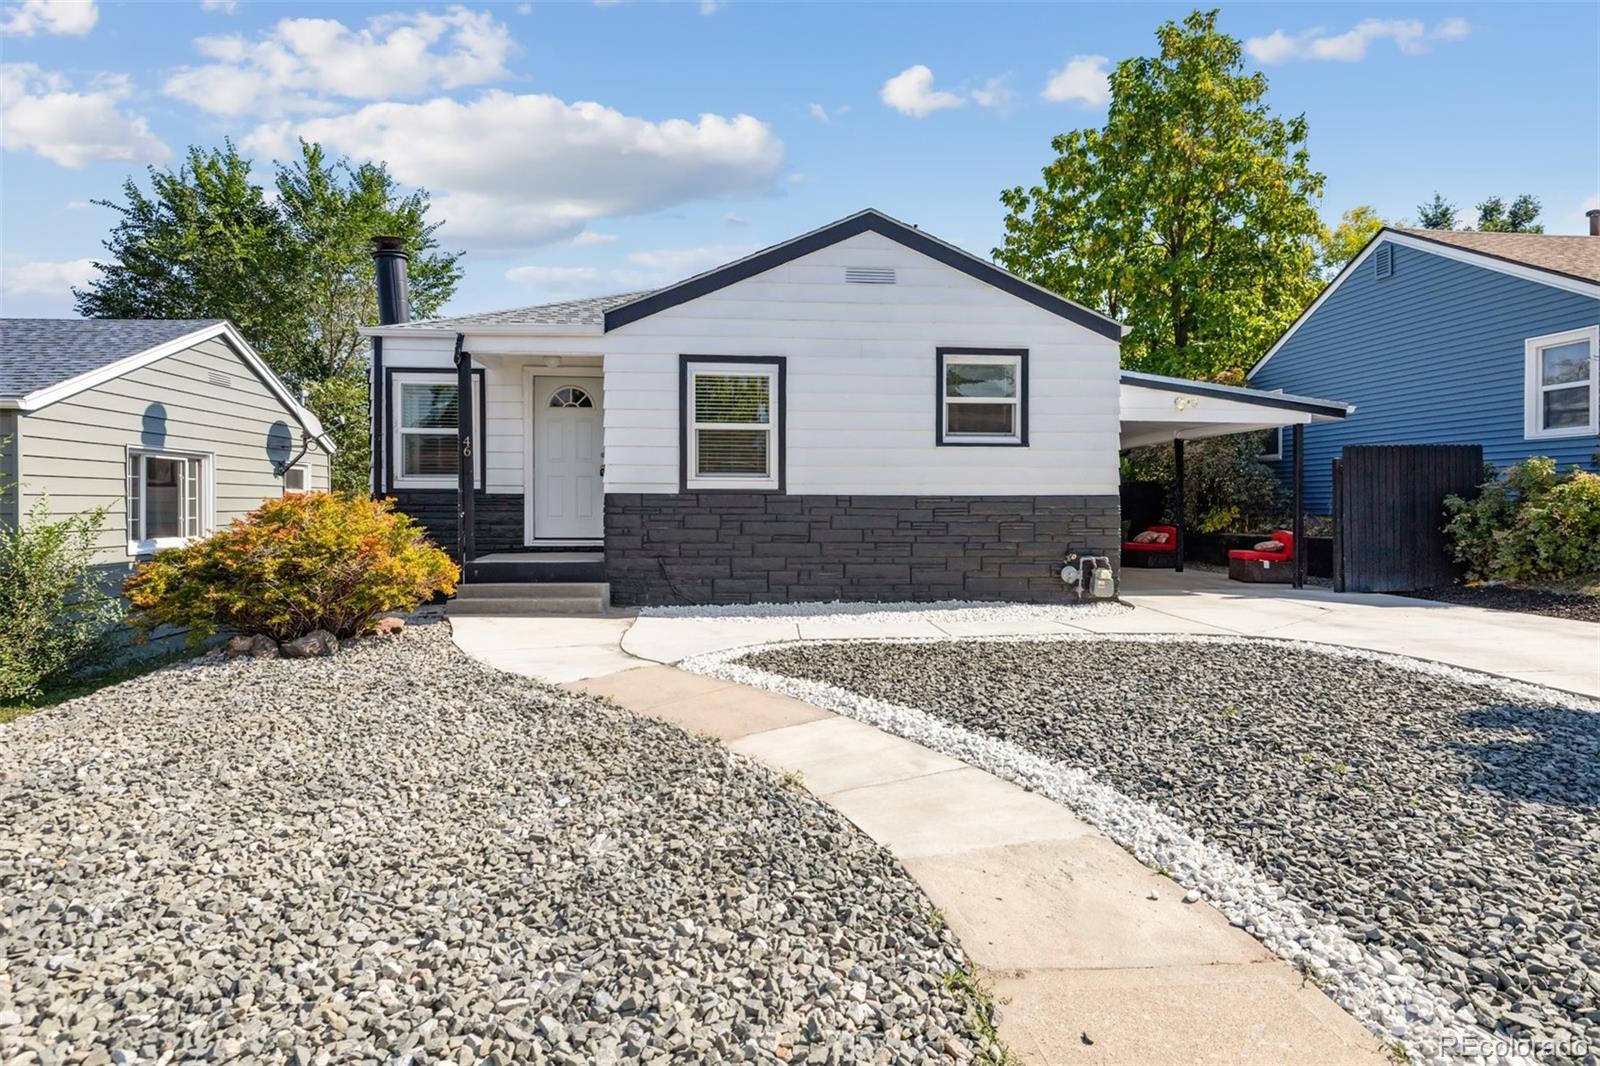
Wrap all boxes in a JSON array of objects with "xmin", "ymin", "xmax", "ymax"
[{"xmin": 1249, "ymin": 223, "xmax": 1600, "ymax": 513}]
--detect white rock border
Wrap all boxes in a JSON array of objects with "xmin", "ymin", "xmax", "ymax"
[
  {"xmin": 639, "ymin": 597, "xmax": 1130, "ymax": 622},
  {"xmin": 681, "ymin": 631, "xmax": 1600, "ymax": 1066}
]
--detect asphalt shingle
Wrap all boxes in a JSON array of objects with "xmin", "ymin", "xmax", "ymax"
[
  {"xmin": 1392, "ymin": 228, "xmax": 1600, "ymax": 286},
  {"xmin": 0, "ymin": 318, "xmax": 223, "ymax": 399},
  {"xmin": 382, "ymin": 291, "xmax": 651, "ymax": 331}
]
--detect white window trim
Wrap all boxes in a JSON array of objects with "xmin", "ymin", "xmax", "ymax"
[
  {"xmin": 126, "ymin": 448, "xmax": 213, "ymax": 556},
  {"xmin": 391, "ymin": 371, "xmax": 482, "ymax": 490},
  {"xmin": 685, "ymin": 361, "xmax": 780, "ymax": 491},
  {"xmin": 1523, "ymin": 325, "xmax": 1600, "ymax": 440},
  {"xmin": 941, "ymin": 352, "xmax": 1023, "ymax": 445}
]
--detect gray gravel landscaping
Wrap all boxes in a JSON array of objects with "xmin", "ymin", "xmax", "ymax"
[
  {"xmin": 735, "ymin": 637, "xmax": 1600, "ymax": 1064},
  {"xmin": 0, "ymin": 618, "xmax": 996, "ymax": 1065}
]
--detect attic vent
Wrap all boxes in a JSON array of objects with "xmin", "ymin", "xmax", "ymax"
[
  {"xmin": 1374, "ymin": 245, "xmax": 1393, "ymax": 280},
  {"xmin": 845, "ymin": 266, "xmax": 896, "ymax": 285},
  {"xmin": 208, "ymin": 370, "xmax": 232, "ymax": 388}
]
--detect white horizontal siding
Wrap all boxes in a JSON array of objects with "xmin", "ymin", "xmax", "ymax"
[
  {"xmin": 602, "ymin": 230, "xmax": 1120, "ymax": 495},
  {"xmin": 17, "ymin": 336, "xmax": 331, "ymax": 563}
]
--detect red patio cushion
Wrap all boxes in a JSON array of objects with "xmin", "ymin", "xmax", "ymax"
[
  {"xmin": 1123, "ymin": 524, "xmax": 1179, "ymax": 553},
  {"xmin": 1229, "ymin": 530, "xmax": 1295, "ymax": 562}
]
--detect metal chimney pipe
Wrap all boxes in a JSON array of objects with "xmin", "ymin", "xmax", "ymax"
[
  {"xmin": 371, "ymin": 236, "xmax": 411, "ymax": 325},
  {"xmin": 1588, "ymin": 209, "xmax": 1600, "ymax": 237}
]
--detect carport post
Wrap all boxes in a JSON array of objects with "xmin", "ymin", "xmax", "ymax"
[
  {"xmin": 1172, "ymin": 437, "xmax": 1185, "ymax": 574},
  {"xmin": 1292, "ymin": 423, "xmax": 1305, "ymax": 589}
]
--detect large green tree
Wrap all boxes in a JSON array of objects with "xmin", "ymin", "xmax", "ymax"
[
  {"xmin": 995, "ymin": 9, "xmax": 1325, "ymax": 381},
  {"xmin": 75, "ymin": 141, "xmax": 461, "ymax": 491}
]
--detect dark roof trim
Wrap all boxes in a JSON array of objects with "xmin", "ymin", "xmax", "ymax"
[
  {"xmin": 1121, "ymin": 370, "xmax": 1352, "ymax": 417},
  {"xmin": 603, "ymin": 209, "xmax": 1124, "ymax": 341}
]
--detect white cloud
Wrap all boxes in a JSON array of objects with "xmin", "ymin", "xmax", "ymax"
[
  {"xmin": 503, "ymin": 265, "xmax": 600, "ymax": 288},
  {"xmin": 0, "ymin": 64, "xmax": 171, "ymax": 167},
  {"xmin": 624, "ymin": 242, "xmax": 758, "ymax": 274},
  {"xmin": 0, "ymin": 256, "xmax": 98, "ymax": 314},
  {"xmin": 880, "ymin": 64, "xmax": 964, "ymax": 118},
  {"xmin": 1, "ymin": 0, "xmax": 97, "ymax": 36},
  {"xmin": 1041, "ymin": 54, "xmax": 1109, "ymax": 107},
  {"xmin": 244, "ymin": 91, "xmax": 785, "ymax": 252},
  {"xmin": 570, "ymin": 230, "xmax": 618, "ymax": 246},
  {"xmin": 1245, "ymin": 18, "xmax": 1470, "ymax": 64},
  {"xmin": 504, "ymin": 242, "xmax": 760, "ymax": 300},
  {"xmin": 808, "ymin": 102, "xmax": 829, "ymax": 123},
  {"xmin": 971, "ymin": 74, "xmax": 1015, "ymax": 111},
  {"xmin": 200, "ymin": 0, "xmax": 237, "ymax": 12},
  {"xmin": 699, "ymin": 0, "xmax": 722, "ymax": 13},
  {"xmin": 164, "ymin": 5, "xmax": 514, "ymax": 117},
  {"xmin": 722, "ymin": 212, "xmax": 748, "ymax": 227}
]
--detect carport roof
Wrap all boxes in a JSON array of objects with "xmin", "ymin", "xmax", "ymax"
[{"xmin": 1119, "ymin": 371, "xmax": 1353, "ymax": 450}]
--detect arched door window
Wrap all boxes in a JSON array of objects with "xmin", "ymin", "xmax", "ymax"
[{"xmin": 548, "ymin": 386, "xmax": 593, "ymax": 408}]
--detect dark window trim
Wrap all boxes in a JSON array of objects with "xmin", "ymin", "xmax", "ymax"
[
  {"xmin": 678, "ymin": 354, "xmax": 787, "ymax": 494},
  {"xmin": 606, "ymin": 211, "xmax": 1123, "ymax": 341},
  {"xmin": 382, "ymin": 366, "xmax": 486, "ymax": 493},
  {"xmin": 935, "ymin": 347, "xmax": 1029, "ymax": 447}
]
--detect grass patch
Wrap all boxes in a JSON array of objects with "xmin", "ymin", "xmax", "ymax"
[
  {"xmin": 1, "ymin": 649, "xmax": 193, "ymax": 725},
  {"xmin": 942, "ymin": 969, "xmax": 1017, "ymax": 1066}
]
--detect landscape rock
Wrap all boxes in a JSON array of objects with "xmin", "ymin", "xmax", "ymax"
[
  {"xmin": 281, "ymin": 629, "xmax": 338, "ymax": 658},
  {"xmin": 373, "ymin": 617, "xmax": 406, "ymax": 637},
  {"xmin": 0, "ymin": 619, "xmax": 991, "ymax": 1065}
]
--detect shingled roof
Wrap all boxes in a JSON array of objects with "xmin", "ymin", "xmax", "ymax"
[
  {"xmin": 383, "ymin": 292, "xmax": 653, "ymax": 331},
  {"xmin": 0, "ymin": 318, "xmax": 222, "ymax": 398},
  {"xmin": 1391, "ymin": 227, "xmax": 1600, "ymax": 286}
]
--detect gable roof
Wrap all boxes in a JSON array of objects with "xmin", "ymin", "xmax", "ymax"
[
  {"xmin": 603, "ymin": 209, "xmax": 1124, "ymax": 340},
  {"xmin": 0, "ymin": 318, "xmax": 223, "ymax": 397},
  {"xmin": 1389, "ymin": 227, "xmax": 1600, "ymax": 286},
  {"xmin": 1250, "ymin": 227, "xmax": 1600, "ymax": 379},
  {"xmin": 361, "ymin": 209, "xmax": 1126, "ymax": 343},
  {"xmin": 0, "ymin": 318, "xmax": 333, "ymax": 450}
]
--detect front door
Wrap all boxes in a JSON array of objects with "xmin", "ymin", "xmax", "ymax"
[{"xmin": 532, "ymin": 377, "xmax": 603, "ymax": 540}]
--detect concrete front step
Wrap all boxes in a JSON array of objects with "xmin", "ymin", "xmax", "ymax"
[{"xmin": 449, "ymin": 582, "xmax": 609, "ymax": 616}]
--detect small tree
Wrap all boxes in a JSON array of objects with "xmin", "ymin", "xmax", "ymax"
[
  {"xmin": 1475, "ymin": 194, "xmax": 1543, "ymax": 233},
  {"xmin": 1318, "ymin": 205, "xmax": 1386, "ymax": 278},
  {"xmin": 0, "ymin": 497, "xmax": 124, "ymax": 701},
  {"xmin": 1415, "ymin": 192, "xmax": 1458, "ymax": 230}
]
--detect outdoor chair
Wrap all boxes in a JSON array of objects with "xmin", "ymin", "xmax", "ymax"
[
  {"xmin": 1122, "ymin": 524, "xmax": 1180, "ymax": 569},
  {"xmin": 1228, "ymin": 530, "xmax": 1296, "ymax": 583}
]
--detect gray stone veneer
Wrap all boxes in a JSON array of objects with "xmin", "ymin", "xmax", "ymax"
[
  {"xmin": 388, "ymin": 491, "xmax": 524, "ymax": 561},
  {"xmin": 604, "ymin": 493, "xmax": 1120, "ymax": 606}
]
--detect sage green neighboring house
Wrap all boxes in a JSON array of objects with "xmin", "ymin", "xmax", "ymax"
[{"xmin": 0, "ymin": 319, "xmax": 334, "ymax": 567}]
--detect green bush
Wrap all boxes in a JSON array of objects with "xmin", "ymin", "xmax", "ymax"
[
  {"xmin": 1443, "ymin": 458, "xmax": 1600, "ymax": 582},
  {"xmin": 1122, "ymin": 433, "xmax": 1281, "ymax": 533},
  {"xmin": 125, "ymin": 492, "xmax": 458, "ymax": 645},
  {"xmin": 0, "ymin": 498, "xmax": 125, "ymax": 702}
]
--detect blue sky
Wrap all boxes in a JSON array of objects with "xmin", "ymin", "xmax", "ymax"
[{"xmin": 3, "ymin": 0, "xmax": 1596, "ymax": 319}]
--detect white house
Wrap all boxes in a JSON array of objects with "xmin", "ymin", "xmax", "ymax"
[{"xmin": 360, "ymin": 210, "xmax": 1349, "ymax": 606}]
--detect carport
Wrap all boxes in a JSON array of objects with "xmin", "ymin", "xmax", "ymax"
[{"xmin": 1118, "ymin": 371, "xmax": 1355, "ymax": 588}]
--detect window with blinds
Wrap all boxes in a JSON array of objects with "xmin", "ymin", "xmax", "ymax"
[{"xmin": 686, "ymin": 362, "xmax": 780, "ymax": 490}]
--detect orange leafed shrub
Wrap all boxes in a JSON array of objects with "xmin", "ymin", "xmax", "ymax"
[{"xmin": 125, "ymin": 492, "xmax": 458, "ymax": 644}]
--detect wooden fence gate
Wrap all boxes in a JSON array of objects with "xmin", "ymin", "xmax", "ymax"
[{"xmin": 1332, "ymin": 444, "xmax": 1483, "ymax": 593}]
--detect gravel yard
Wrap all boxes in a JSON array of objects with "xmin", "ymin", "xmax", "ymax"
[
  {"xmin": 0, "ymin": 619, "xmax": 994, "ymax": 1066},
  {"xmin": 731, "ymin": 637, "xmax": 1600, "ymax": 1064}
]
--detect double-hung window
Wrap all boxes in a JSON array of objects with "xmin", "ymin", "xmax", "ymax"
[
  {"xmin": 683, "ymin": 358, "xmax": 783, "ymax": 491},
  {"xmin": 391, "ymin": 372, "xmax": 481, "ymax": 489},
  {"xmin": 1524, "ymin": 326, "xmax": 1599, "ymax": 439},
  {"xmin": 127, "ymin": 450, "xmax": 207, "ymax": 554},
  {"xmin": 938, "ymin": 348, "xmax": 1027, "ymax": 445}
]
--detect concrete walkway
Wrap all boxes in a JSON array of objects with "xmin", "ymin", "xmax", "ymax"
[{"xmin": 449, "ymin": 580, "xmax": 1595, "ymax": 1063}]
